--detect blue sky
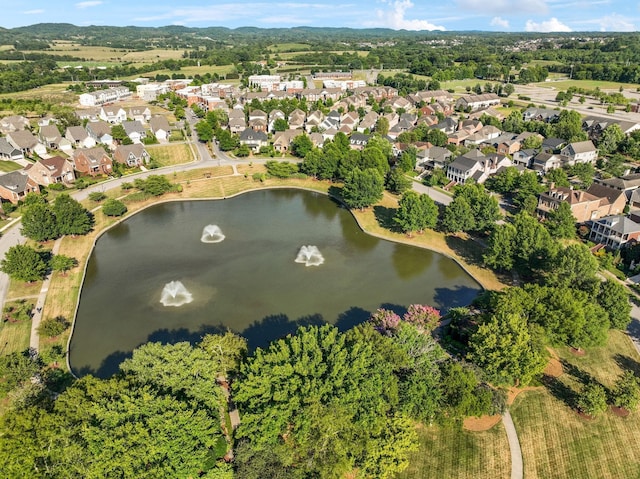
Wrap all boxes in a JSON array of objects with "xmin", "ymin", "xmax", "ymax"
[{"xmin": 4, "ymin": 0, "xmax": 639, "ymax": 32}]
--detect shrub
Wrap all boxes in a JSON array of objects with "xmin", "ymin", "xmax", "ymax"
[
  {"xmin": 47, "ymin": 183, "xmax": 67, "ymax": 191},
  {"xmin": 88, "ymin": 192, "xmax": 107, "ymax": 202},
  {"xmin": 102, "ymin": 199, "xmax": 128, "ymax": 217},
  {"xmin": 38, "ymin": 316, "xmax": 70, "ymax": 338}
]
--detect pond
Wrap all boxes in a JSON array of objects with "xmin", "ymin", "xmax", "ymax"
[{"xmin": 68, "ymin": 189, "xmax": 481, "ymax": 377}]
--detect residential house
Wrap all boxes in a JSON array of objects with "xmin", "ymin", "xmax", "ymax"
[
  {"xmin": 25, "ymin": 156, "xmax": 75, "ymax": 186},
  {"xmin": 446, "ymin": 149, "xmax": 510, "ymax": 184},
  {"xmin": 72, "ymin": 147, "xmax": 113, "ymax": 176},
  {"xmin": 38, "ymin": 124, "xmax": 63, "ymax": 149},
  {"xmin": 455, "ymin": 93, "xmax": 500, "ymax": 112},
  {"xmin": 531, "ymin": 152, "xmax": 566, "ymax": 174},
  {"xmin": 322, "ymin": 127, "xmax": 338, "ymax": 142},
  {"xmin": 357, "ymin": 111, "xmax": 378, "ymax": 133},
  {"xmin": 248, "ymin": 110, "xmax": 268, "ymax": 122},
  {"xmin": 536, "ymin": 184, "xmax": 624, "ymax": 223},
  {"xmin": 582, "ymin": 116, "xmax": 640, "ymax": 141},
  {"xmin": 128, "ymin": 107, "xmax": 152, "ymax": 123},
  {"xmin": 75, "ymin": 107, "xmax": 101, "ymax": 122},
  {"xmin": 464, "ymin": 125, "xmax": 502, "ymax": 146},
  {"xmin": 433, "ymin": 117, "xmax": 458, "ymax": 135},
  {"xmin": 0, "ymin": 138, "xmax": 23, "ymax": 161},
  {"xmin": 349, "ymin": 132, "xmax": 370, "ymax": 150},
  {"xmin": 228, "ymin": 116, "xmax": 247, "ymax": 134},
  {"xmin": 541, "ymin": 137, "xmax": 566, "ymax": 153},
  {"xmin": 99, "ymin": 106, "xmax": 127, "ymax": 124},
  {"xmin": 248, "ymin": 118, "xmax": 268, "ymax": 133},
  {"xmin": 560, "ymin": 140, "xmax": 598, "ymax": 166},
  {"xmin": 0, "ymin": 115, "xmax": 29, "ymax": 134},
  {"xmin": 417, "ymin": 146, "xmax": 452, "ymax": 171},
  {"xmin": 309, "ymin": 132, "xmax": 324, "ymax": 148},
  {"xmin": 149, "ymin": 116, "xmax": 171, "ymax": 142},
  {"xmin": 65, "ymin": 126, "xmax": 96, "ymax": 149},
  {"xmin": 272, "ymin": 129, "xmax": 304, "ymax": 153},
  {"xmin": 288, "ymin": 109, "xmax": 306, "ymax": 130},
  {"xmin": 6, "ymin": 130, "xmax": 46, "ymax": 156},
  {"xmin": 86, "ymin": 120, "xmax": 114, "ymax": 146},
  {"xmin": 497, "ymin": 139, "xmax": 521, "ymax": 156},
  {"xmin": 594, "ymin": 173, "xmax": 640, "ymax": 201},
  {"xmin": 238, "ymin": 129, "xmax": 268, "ymax": 152},
  {"xmin": 122, "ymin": 120, "xmax": 147, "ymax": 144},
  {"xmin": 113, "ymin": 144, "xmax": 151, "ymax": 167},
  {"xmin": 512, "ymin": 149, "xmax": 536, "ymax": 169},
  {"xmin": 522, "ymin": 107, "xmax": 560, "ymax": 123},
  {"xmin": 341, "ymin": 111, "xmax": 360, "ymax": 131},
  {"xmin": 390, "ymin": 96, "xmax": 413, "ymax": 112},
  {"xmin": 589, "ymin": 214, "xmax": 640, "ymax": 250},
  {"xmin": 268, "ymin": 110, "xmax": 286, "ymax": 133},
  {"xmin": 0, "ymin": 170, "xmax": 40, "ymax": 204},
  {"xmin": 305, "ymin": 110, "xmax": 324, "ymax": 132}
]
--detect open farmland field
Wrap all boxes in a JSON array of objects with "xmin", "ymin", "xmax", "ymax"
[
  {"xmin": 26, "ymin": 43, "xmax": 185, "ymax": 65},
  {"xmin": 268, "ymin": 43, "xmax": 311, "ymax": 53}
]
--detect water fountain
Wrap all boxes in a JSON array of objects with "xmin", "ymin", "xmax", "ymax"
[
  {"xmin": 160, "ymin": 281, "xmax": 193, "ymax": 307},
  {"xmin": 201, "ymin": 224, "xmax": 225, "ymax": 243},
  {"xmin": 294, "ymin": 245, "xmax": 325, "ymax": 267}
]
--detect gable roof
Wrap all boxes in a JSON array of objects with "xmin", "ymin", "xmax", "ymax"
[
  {"xmin": 149, "ymin": 115, "xmax": 171, "ymax": 133},
  {"xmin": 0, "ymin": 170, "xmax": 31, "ymax": 192}
]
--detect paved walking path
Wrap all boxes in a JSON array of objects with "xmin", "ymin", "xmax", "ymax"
[
  {"xmin": 502, "ymin": 410, "xmax": 524, "ymax": 479},
  {"xmin": 29, "ymin": 238, "xmax": 62, "ymax": 352}
]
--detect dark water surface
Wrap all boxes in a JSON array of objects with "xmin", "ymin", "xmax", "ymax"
[{"xmin": 69, "ymin": 189, "xmax": 480, "ymax": 377}]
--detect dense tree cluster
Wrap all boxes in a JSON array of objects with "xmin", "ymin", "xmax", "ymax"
[{"xmin": 21, "ymin": 193, "xmax": 93, "ymax": 242}]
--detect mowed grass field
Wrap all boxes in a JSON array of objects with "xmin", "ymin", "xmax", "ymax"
[
  {"xmin": 511, "ymin": 330, "xmax": 640, "ymax": 479},
  {"xmin": 397, "ymin": 424, "xmax": 510, "ymax": 479},
  {"xmin": 532, "ymin": 79, "xmax": 640, "ymax": 92},
  {"xmin": 147, "ymin": 143, "xmax": 195, "ymax": 167}
]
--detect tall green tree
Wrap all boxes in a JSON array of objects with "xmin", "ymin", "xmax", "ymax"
[
  {"xmin": 342, "ymin": 167, "xmax": 384, "ymax": 210},
  {"xmin": 544, "ymin": 201, "xmax": 576, "ymax": 239},
  {"xmin": 597, "ymin": 280, "xmax": 632, "ymax": 330},
  {"xmin": 611, "ymin": 371, "xmax": 640, "ymax": 410},
  {"xmin": 21, "ymin": 202, "xmax": 58, "ymax": 242},
  {"xmin": 290, "ymin": 133, "xmax": 313, "ymax": 158},
  {"xmin": 53, "ymin": 194, "xmax": 93, "ymax": 236},
  {"xmin": 234, "ymin": 324, "xmax": 417, "ymax": 479},
  {"xmin": 385, "ymin": 168, "xmax": 412, "ymax": 194},
  {"xmin": 195, "ymin": 120, "xmax": 214, "ymax": 142},
  {"xmin": 468, "ymin": 312, "xmax": 547, "ymax": 386},
  {"xmin": 394, "ymin": 191, "xmax": 438, "ymax": 235},
  {"xmin": 200, "ymin": 331, "xmax": 248, "ymax": 378},
  {"xmin": 441, "ymin": 196, "xmax": 475, "ymax": 233},
  {"xmin": 0, "ymin": 245, "xmax": 47, "ymax": 282}
]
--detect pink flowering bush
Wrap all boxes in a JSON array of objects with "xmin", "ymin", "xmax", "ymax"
[
  {"xmin": 403, "ymin": 304, "xmax": 441, "ymax": 330},
  {"xmin": 369, "ymin": 308, "xmax": 401, "ymax": 334}
]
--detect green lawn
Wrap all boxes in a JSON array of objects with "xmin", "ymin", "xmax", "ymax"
[
  {"xmin": 397, "ymin": 424, "xmax": 510, "ymax": 479},
  {"xmin": 147, "ymin": 143, "xmax": 195, "ymax": 167},
  {"xmin": 511, "ymin": 330, "xmax": 640, "ymax": 479},
  {"xmin": 532, "ymin": 79, "xmax": 640, "ymax": 92},
  {"xmin": 0, "ymin": 317, "xmax": 31, "ymax": 356},
  {"xmin": 0, "ymin": 161, "xmax": 22, "ymax": 173}
]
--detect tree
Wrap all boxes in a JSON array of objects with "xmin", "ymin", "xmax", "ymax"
[
  {"xmin": 597, "ymin": 280, "xmax": 632, "ymax": 330},
  {"xmin": 38, "ymin": 315, "xmax": 70, "ymax": 338},
  {"xmin": 439, "ymin": 361, "xmax": 496, "ymax": 422},
  {"xmin": 195, "ymin": 120, "xmax": 214, "ymax": 142},
  {"xmin": 0, "ymin": 349, "xmax": 42, "ymax": 394},
  {"xmin": 483, "ymin": 222, "xmax": 517, "ymax": 271},
  {"xmin": 376, "ymin": 116, "xmax": 390, "ymax": 136},
  {"xmin": 234, "ymin": 324, "xmax": 417, "ymax": 479},
  {"xmin": 50, "ymin": 254, "xmax": 77, "ymax": 275},
  {"xmin": 441, "ymin": 196, "xmax": 475, "ymax": 233},
  {"xmin": 554, "ymin": 109, "xmax": 587, "ymax": 143},
  {"xmin": 102, "ymin": 198, "xmax": 127, "ymax": 216},
  {"xmin": 135, "ymin": 175, "xmax": 175, "ymax": 196},
  {"xmin": 1, "ymin": 245, "xmax": 47, "ymax": 282},
  {"xmin": 236, "ymin": 144, "xmax": 251, "ymax": 157},
  {"xmin": 272, "ymin": 117, "xmax": 288, "ymax": 131},
  {"xmin": 545, "ymin": 201, "xmax": 576, "ymax": 238},
  {"xmin": 577, "ymin": 381, "xmax": 608, "ymax": 416},
  {"xmin": 217, "ymin": 129, "xmax": 239, "ymax": 151},
  {"xmin": 290, "ymin": 133, "xmax": 313, "ymax": 158},
  {"xmin": 200, "ymin": 331, "xmax": 248, "ymax": 378},
  {"xmin": 53, "ymin": 194, "xmax": 93, "ymax": 236},
  {"xmin": 546, "ymin": 243, "xmax": 599, "ymax": 290},
  {"xmin": 611, "ymin": 371, "xmax": 640, "ymax": 411},
  {"xmin": 468, "ymin": 312, "xmax": 547, "ymax": 386},
  {"xmin": 385, "ymin": 168, "xmax": 412, "ymax": 194},
  {"xmin": 545, "ymin": 167, "xmax": 570, "ymax": 188},
  {"xmin": 598, "ymin": 124, "xmax": 624, "ymax": 155},
  {"xmin": 394, "ymin": 191, "xmax": 438, "ymax": 235},
  {"xmin": 21, "ymin": 202, "xmax": 58, "ymax": 242},
  {"xmin": 342, "ymin": 167, "xmax": 384, "ymax": 210},
  {"xmin": 361, "ymin": 145, "xmax": 390, "ymax": 175}
]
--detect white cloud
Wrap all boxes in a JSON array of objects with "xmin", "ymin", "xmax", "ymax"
[
  {"xmin": 490, "ymin": 16, "xmax": 510, "ymax": 29},
  {"xmin": 456, "ymin": 0, "xmax": 548, "ymax": 14},
  {"xmin": 23, "ymin": 9, "xmax": 45, "ymax": 14},
  {"xmin": 373, "ymin": 0, "xmax": 446, "ymax": 30},
  {"xmin": 525, "ymin": 17, "xmax": 572, "ymax": 31},
  {"xmin": 596, "ymin": 14, "xmax": 636, "ymax": 31},
  {"xmin": 76, "ymin": 1, "xmax": 103, "ymax": 8}
]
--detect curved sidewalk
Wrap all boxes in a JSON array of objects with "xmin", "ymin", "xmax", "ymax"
[{"xmin": 503, "ymin": 411, "xmax": 524, "ymax": 479}]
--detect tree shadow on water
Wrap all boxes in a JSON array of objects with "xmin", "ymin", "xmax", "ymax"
[
  {"xmin": 72, "ymin": 350, "xmax": 133, "ymax": 379},
  {"xmin": 241, "ymin": 313, "xmax": 325, "ymax": 350},
  {"xmin": 335, "ymin": 306, "xmax": 371, "ymax": 331},
  {"xmin": 433, "ymin": 285, "xmax": 482, "ymax": 312}
]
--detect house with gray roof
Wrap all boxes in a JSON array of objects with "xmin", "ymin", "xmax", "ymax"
[
  {"xmin": 0, "ymin": 138, "xmax": 24, "ymax": 161},
  {"xmin": 0, "ymin": 170, "xmax": 40, "ymax": 204},
  {"xmin": 149, "ymin": 116, "xmax": 171, "ymax": 142},
  {"xmin": 113, "ymin": 144, "xmax": 150, "ymax": 167},
  {"xmin": 65, "ymin": 126, "xmax": 96, "ymax": 149},
  {"xmin": 6, "ymin": 130, "xmax": 46, "ymax": 156},
  {"xmin": 590, "ymin": 213, "xmax": 640, "ymax": 250},
  {"xmin": 238, "ymin": 129, "xmax": 268, "ymax": 152},
  {"xmin": 122, "ymin": 120, "xmax": 147, "ymax": 143},
  {"xmin": 560, "ymin": 140, "xmax": 598, "ymax": 166}
]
